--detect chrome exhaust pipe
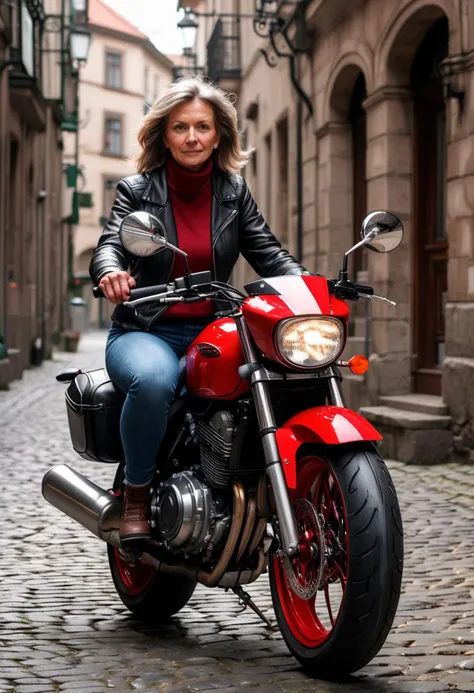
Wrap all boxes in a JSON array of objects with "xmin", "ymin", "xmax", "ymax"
[
  {"xmin": 41, "ymin": 464, "xmax": 197, "ymax": 579},
  {"xmin": 42, "ymin": 464, "xmax": 121, "ymax": 543}
]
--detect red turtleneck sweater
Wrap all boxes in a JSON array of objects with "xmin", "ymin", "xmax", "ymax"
[{"xmin": 165, "ymin": 156, "xmax": 214, "ymax": 320}]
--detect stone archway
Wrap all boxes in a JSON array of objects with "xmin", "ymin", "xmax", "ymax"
[
  {"xmin": 317, "ymin": 63, "xmax": 369, "ymax": 280},
  {"xmin": 376, "ymin": 1, "xmax": 457, "ymax": 87},
  {"xmin": 362, "ymin": 3, "xmax": 451, "ymax": 399},
  {"xmin": 75, "ymin": 247, "xmax": 112, "ymax": 329},
  {"xmin": 75, "ymin": 247, "xmax": 94, "ymax": 275}
]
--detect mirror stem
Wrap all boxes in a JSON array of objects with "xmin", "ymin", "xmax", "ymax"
[
  {"xmin": 183, "ymin": 255, "xmax": 191, "ymax": 284},
  {"xmin": 340, "ymin": 230, "xmax": 378, "ymax": 280},
  {"xmin": 169, "ymin": 244, "xmax": 191, "ymax": 284}
]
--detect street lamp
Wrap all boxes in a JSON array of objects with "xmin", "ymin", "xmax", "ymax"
[
  {"xmin": 178, "ymin": 8, "xmax": 198, "ymax": 53},
  {"xmin": 70, "ymin": 26, "xmax": 91, "ymax": 64},
  {"xmin": 176, "ymin": 8, "xmax": 200, "ymax": 76}
]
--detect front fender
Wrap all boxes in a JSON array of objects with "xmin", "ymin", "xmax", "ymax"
[{"xmin": 275, "ymin": 406, "xmax": 382, "ymax": 490}]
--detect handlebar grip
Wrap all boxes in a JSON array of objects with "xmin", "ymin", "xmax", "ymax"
[
  {"xmin": 355, "ymin": 284, "xmax": 374, "ymax": 296},
  {"xmin": 128, "ymin": 283, "xmax": 169, "ymax": 301},
  {"xmin": 93, "ymin": 286, "xmax": 103, "ymax": 298}
]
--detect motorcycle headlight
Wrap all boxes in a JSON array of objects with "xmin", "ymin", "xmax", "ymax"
[{"xmin": 276, "ymin": 317, "xmax": 345, "ymax": 369}]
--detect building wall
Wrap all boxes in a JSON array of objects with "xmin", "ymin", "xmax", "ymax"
[
  {"xmin": 196, "ymin": 0, "xmax": 474, "ymax": 452},
  {"xmin": 70, "ymin": 27, "xmax": 174, "ymax": 326},
  {"xmin": 0, "ymin": 0, "xmax": 68, "ymax": 387}
]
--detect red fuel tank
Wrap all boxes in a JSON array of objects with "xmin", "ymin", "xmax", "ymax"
[{"xmin": 186, "ymin": 318, "xmax": 250, "ymax": 400}]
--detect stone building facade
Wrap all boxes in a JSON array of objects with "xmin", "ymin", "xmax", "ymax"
[
  {"xmin": 0, "ymin": 0, "xmax": 80, "ymax": 387},
  {"xmin": 184, "ymin": 0, "xmax": 474, "ymax": 460},
  {"xmin": 69, "ymin": 0, "xmax": 174, "ymax": 328}
]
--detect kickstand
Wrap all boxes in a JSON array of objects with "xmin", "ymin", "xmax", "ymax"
[{"xmin": 232, "ymin": 586, "xmax": 275, "ymax": 630}]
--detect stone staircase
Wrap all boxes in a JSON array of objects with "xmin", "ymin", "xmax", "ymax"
[{"xmin": 360, "ymin": 394, "xmax": 453, "ymax": 464}]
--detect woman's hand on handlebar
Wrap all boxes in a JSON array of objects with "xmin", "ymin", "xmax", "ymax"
[{"xmin": 99, "ymin": 271, "xmax": 136, "ymax": 304}]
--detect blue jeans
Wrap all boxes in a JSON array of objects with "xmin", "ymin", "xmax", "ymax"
[{"xmin": 105, "ymin": 321, "xmax": 210, "ymax": 485}]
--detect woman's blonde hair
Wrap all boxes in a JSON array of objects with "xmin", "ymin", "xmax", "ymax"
[{"xmin": 135, "ymin": 76, "xmax": 252, "ymax": 174}]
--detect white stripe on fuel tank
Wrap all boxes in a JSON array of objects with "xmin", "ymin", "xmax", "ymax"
[{"xmin": 265, "ymin": 276, "xmax": 322, "ymax": 316}]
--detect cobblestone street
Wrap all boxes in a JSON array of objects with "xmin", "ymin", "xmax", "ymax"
[{"xmin": 1, "ymin": 331, "xmax": 473, "ymax": 693}]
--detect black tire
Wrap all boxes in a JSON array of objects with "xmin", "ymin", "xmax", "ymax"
[
  {"xmin": 107, "ymin": 464, "xmax": 197, "ymax": 623},
  {"xmin": 269, "ymin": 444, "xmax": 403, "ymax": 677}
]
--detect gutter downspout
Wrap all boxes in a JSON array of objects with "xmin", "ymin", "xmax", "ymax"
[{"xmin": 260, "ymin": 0, "xmax": 314, "ymax": 264}]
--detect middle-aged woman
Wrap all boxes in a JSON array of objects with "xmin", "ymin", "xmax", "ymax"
[{"xmin": 89, "ymin": 76, "xmax": 309, "ymax": 545}]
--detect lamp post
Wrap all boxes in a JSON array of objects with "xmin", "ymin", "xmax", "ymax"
[
  {"xmin": 177, "ymin": 9, "xmax": 200, "ymax": 76},
  {"xmin": 42, "ymin": 0, "xmax": 91, "ymax": 341},
  {"xmin": 70, "ymin": 26, "xmax": 91, "ymax": 64},
  {"xmin": 178, "ymin": 8, "xmax": 198, "ymax": 53},
  {"xmin": 178, "ymin": 1, "xmax": 313, "ymax": 263}
]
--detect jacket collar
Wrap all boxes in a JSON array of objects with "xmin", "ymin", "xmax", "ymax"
[{"xmin": 141, "ymin": 164, "xmax": 239, "ymax": 206}]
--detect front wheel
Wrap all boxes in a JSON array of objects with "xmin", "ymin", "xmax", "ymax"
[
  {"xmin": 107, "ymin": 464, "xmax": 197, "ymax": 623},
  {"xmin": 269, "ymin": 445, "xmax": 403, "ymax": 677}
]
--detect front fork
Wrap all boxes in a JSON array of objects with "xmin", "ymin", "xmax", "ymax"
[
  {"xmin": 234, "ymin": 315, "xmax": 346, "ymax": 557},
  {"xmin": 235, "ymin": 314, "xmax": 348, "ymax": 557}
]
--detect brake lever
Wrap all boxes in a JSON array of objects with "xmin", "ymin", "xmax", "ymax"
[
  {"xmin": 359, "ymin": 294, "xmax": 396, "ymax": 307},
  {"xmin": 123, "ymin": 294, "xmax": 184, "ymax": 308}
]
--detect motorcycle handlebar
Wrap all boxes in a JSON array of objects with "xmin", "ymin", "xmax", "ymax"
[
  {"xmin": 354, "ymin": 284, "xmax": 374, "ymax": 296},
  {"xmin": 128, "ymin": 284, "xmax": 169, "ymax": 301},
  {"xmin": 92, "ymin": 283, "xmax": 169, "ymax": 300}
]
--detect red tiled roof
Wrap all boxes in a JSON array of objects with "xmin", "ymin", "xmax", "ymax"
[{"xmin": 89, "ymin": 0, "xmax": 148, "ymax": 39}]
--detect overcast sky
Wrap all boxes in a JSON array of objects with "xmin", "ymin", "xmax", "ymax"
[{"xmin": 103, "ymin": 0, "xmax": 184, "ymax": 55}]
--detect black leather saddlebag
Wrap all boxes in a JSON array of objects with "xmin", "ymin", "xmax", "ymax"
[{"xmin": 65, "ymin": 368, "xmax": 125, "ymax": 463}]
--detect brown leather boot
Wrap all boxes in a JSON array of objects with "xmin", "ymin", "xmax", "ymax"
[{"xmin": 119, "ymin": 484, "xmax": 150, "ymax": 544}]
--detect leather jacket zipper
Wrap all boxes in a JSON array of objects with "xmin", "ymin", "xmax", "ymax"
[
  {"xmin": 212, "ymin": 209, "xmax": 238, "ymax": 279},
  {"xmin": 212, "ymin": 209, "xmax": 238, "ymax": 249}
]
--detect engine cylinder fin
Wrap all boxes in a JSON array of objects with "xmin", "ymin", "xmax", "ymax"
[
  {"xmin": 197, "ymin": 420, "xmax": 233, "ymax": 454},
  {"xmin": 200, "ymin": 447, "xmax": 232, "ymax": 488},
  {"xmin": 197, "ymin": 415, "xmax": 235, "ymax": 488}
]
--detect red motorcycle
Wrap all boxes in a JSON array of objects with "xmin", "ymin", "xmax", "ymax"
[{"xmin": 43, "ymin": 209, "xmax": 404, "ymax": 676}]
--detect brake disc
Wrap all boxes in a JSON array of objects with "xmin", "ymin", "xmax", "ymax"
[{"xmin": 283, "ymin": 498, "xmax": 326, "ymax": 601}]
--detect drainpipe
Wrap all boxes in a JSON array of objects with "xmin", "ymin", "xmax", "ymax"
[
  {"xmin": 288, "ymin": 54, "xmax": 311, "ymax": 264},
  {"xmin": 261, "ymin": 1, "xmax": 314, "ymax": 265}
]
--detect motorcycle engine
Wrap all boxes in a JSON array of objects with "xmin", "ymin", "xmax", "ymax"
[
  {"xmin": 151, "ymin": 470, "xmax": 217, "ymax": 554},
  {"xmin": 196, "ymin": 410, "xmax": 235, "ymax": 488},
  {"xmin": 150, "ymin": 411, "xmax": 236, "ymax": 555}
]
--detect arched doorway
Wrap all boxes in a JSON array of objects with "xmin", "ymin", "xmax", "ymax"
[
  {"xmin": 349, "ymin": 73, "xmax": 367, "ymax": 278},
  {"xmin": 75, "ymin": 248, "xmax": 113, "ymax": 329},
  {"xmin": 412, "ymin": 17, "xmax": 449, "ymax": 394}
]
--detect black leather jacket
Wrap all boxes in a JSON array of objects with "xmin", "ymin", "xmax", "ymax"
[{"xmin": 89, "ymin": 164, "xmax": 308, "ymax": 328}]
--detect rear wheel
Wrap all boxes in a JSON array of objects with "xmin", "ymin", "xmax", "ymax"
[
  {"xmin": 269, "ymin": 445, "xmax": 403, "ymax": 676},
  {"xmin": 107, "ymin": 464, "xmax": 197, "ymax": 623}
]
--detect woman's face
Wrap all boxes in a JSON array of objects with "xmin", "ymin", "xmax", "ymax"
[{"xmin": 165, "ymin": 98, "xmax": 220, "ymax": 172}]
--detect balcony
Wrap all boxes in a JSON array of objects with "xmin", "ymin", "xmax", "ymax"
[{"xmin": 207, "ymin": 18, "xmax": 241, "ymax": 93}]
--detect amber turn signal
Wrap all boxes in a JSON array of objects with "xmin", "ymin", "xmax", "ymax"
[{"xmin": 348, "ymin": 355, "xmax": 369, "ymax": 375}]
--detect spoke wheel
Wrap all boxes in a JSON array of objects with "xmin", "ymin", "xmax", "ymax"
[
  {"xmin": 107, "ymin": 463, "xmax": 197, "ymax": 623},
  {"xmin": 269, "ymin": 445, "xmax": 403, "ymax": 677},
  {"xmin": 274, "ymin": 455, "xmax": 348, "ymax": 647}
]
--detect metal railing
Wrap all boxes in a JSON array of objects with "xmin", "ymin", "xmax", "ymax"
[{"xmin": 207, "ymin": 18, "xmax": 241, "ymax": 82}]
